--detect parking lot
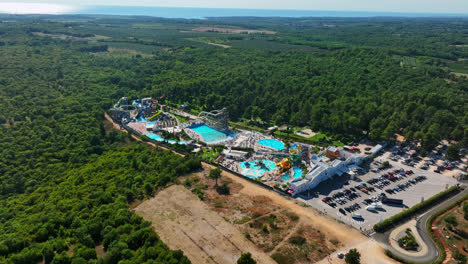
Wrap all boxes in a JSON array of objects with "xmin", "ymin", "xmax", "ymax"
[{"xmin": 298, "ymin": 148, "xmax": 458, "ymax": 232}]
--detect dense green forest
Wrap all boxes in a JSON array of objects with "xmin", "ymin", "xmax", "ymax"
[
  {"xmin": 0, "ymin": 14, "xmax": 467, "ymax": 263},
  {"xmin": 0, "ymin": 18, "xmax": 202, "ymax": 262}
]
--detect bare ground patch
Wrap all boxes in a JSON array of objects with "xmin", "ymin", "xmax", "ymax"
[
  {"xmin": 134, "ymin": 184, "xmax": 275, "ymax": 264},
  {"xmin": 179, "ymin": 169, "xmax": 342, "ymax": 263}
]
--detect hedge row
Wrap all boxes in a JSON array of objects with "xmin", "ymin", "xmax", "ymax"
[
  {"xmin": 385, "ymin": 193, "xmax": 468, "ymax": 264},
  {"xmin": 374, "ymin": 186, "xmax": 459, "ymax": 232}
]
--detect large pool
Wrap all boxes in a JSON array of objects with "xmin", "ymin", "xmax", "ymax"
[
  {"xmin": 189, "ymin": 124, "xmax": 230, "ymax": 144},
  {"xmin": 239, "ymin": 159, "xmax": 276, "ymax": 178},
  {"xmin": 280, "ymin": 167, "xmax": 303, "ymax": 181},
  {"xmin": 146, "ymin": 133, "xmax": 186, "ymax": 145},
  {"xmin": 257, "ymin": 139, "xmax": 285, "ymax": 151}
]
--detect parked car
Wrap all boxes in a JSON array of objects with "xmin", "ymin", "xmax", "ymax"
[
  {"xmin": 352, "ymin": 213, "xmax": 363, "ymax": 219},
  {"xmin": 339, "ymin": 208, "xmax": 346, "ymax": 215}
]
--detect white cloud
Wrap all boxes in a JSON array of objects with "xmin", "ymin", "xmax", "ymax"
[
  {"xmin": 0, "ymin": 2, "xmax": 78, "ymax": 14},
  {"xmin": 0, "ymin": 0, "xmax": 466, "ymax": 14}
]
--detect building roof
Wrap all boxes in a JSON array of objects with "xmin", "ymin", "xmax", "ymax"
[
  {"xmin": 370, "ymin": 144, "xmax": 383, "ymax": 154},
  {"xmin": 330, "ymin": 159, "xmax": 343, "ymax": 168},
  {"xmin": 327, "ymin": 146, "xmax": 338, "ymax": 152},
  {"xmin": 305, "ymin": 163, "xmax": 328, "ymax": 181}
]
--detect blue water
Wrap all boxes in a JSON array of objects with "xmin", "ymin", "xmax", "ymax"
[
  {"xmin": 257, "ymin": 139, "xmax": 285, "ymax": 151},
  {"xmin": 147, "ymin": 122, "xmax": 156, "ymax": 126},
  {"xmin": 281, "ymin": 167, "xmax": 303, "ymax": 181},
  {"xmin": 146, "ymin": 133, "xmax": 186, "ymax": 145},
  {"xmin": 70, "ymin": 6, "xmax": 467, "ymax": 18},
  {"xmin": 189, "ymin": 124, "xmax": 230, "ymax": 144},
  {"xmin": 136, "ymin": 117, "xmax": 146, "ymax": 122},
  {"xmin": 293, "ymin": 167, "xmax": 303, "ymax": 178},
  {"xmin": 146, "ymin": 133, "xmax": 164, "ymax": 141},
  {"xmin": 239, "ymin": 159, "xmax": 276, "ymax": 178}
]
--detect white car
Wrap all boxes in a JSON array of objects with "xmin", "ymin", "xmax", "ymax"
[{"xmin": 352, "ymin": 213, "xmax": 363, "ymax": 219}]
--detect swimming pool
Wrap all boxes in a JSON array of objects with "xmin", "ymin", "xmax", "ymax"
[
  {"xmin": 146, "ymin": 133, "xmax": 164, "ymax": 141},
  {"xmin": 147, "ymin": 121, "xmax": 156, "ymax": 126},
  {"xmin": 146, "ymin": 133, "xmax": 186, "ymax": 145},
  {"xmin": 239, "ymin": 159, "xmax": 276, "ymax": 178},
  {"xmin": 257, "ymin": 139, "xmax": 285, "ymax": 151},
  {"xmin": 280, "ymin": 167, "xmax": 303, "ymax": 181},
  {"xmin": 292, "ymin": 167, "xmax": 303, "ymax": 178},
  {"xmin": 189, "ymin": 124, "xmax": 230, "ymax": 144}
]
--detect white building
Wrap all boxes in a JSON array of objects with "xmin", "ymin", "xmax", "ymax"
[
  {"xmin": 222, "ymin": 149, "xmax": 248, "ymax": 160},
  {"xmin": 289, "ymin": 146, "xmax": 365, "ymax": 196}
]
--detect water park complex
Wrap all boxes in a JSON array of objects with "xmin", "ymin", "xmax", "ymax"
[{"xmin": 109, "ymin": 97, "xmax": 383, "ymax": 196}]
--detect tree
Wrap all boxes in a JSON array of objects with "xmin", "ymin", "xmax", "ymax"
[
  {"xmin": 209, "ymin": 168, "xmax": 222, "ymax": 187},
  {"xmin": 446, "ymin": 144, "xmax": 460, "ymax": 160},
  {"xmin": 345, "ymin": 248, "xmax": 361, "ymax": 264},
  {"xmin": 444, "ymin": 214, "xmax": 458, "ymax": 229},
  {"xmin": 237, "ymin": 252, "xmax": 256, "ymax": 264}
]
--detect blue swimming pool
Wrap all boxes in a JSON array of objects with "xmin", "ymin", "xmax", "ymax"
[
  {"xmin": 146, "ymin": 133, "xmax": 186, "ymax": 145},
  {"xmin": 257, "ymin": 139, "xmax": 285, "ymax": 151},
  {"xmin": 147, "ymin": 121, "xmax": 156, "ymax": 126},
  {"xmin": 280, "ymin": 167, "xmax": 303, "ymax": 181},
  {"xmin": 189, "ymin": 124, "xmax": 230, "ymax": 144},
  {"xmin": 239, "ymin": 159, "xmax": 276, "ymax": 178},
  {"xmin": 292, "ymin": 167, "xmax": 303, "ymax": 178},
  {"xmin": 146, "ymin": 133, "xmax": 164, "ymax": 141}
]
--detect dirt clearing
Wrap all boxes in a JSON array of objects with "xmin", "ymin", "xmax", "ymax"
[{"xmin": 134, "ymin": 185, "xmax": 275, "ymax": 264}]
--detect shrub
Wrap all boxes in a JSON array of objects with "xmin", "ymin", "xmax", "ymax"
[
  {"xmin": 288, "ymin": 236, "xmax": 306, "ymax": 245},
  {"xmin": 216, "ymin": 184, "xmax": 230, "ymax": 195},
  {"xmin": 345, "ymin": 248, "xmax": 361, "ymax": 264}
]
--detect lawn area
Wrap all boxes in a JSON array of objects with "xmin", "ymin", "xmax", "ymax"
[
  {"xmin": 199, "ymin": 148, "xmax": 221, "ymax": 162},
  {"xmin": 274, "ymin": 130, "xmax": 345, "ymax": 147},
  {"xmin": 173, "ymin": 113, "xmax": 189, "ymax": 124}
]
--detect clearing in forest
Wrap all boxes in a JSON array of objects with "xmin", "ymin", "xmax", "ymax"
[{"xmin": 134, "ymin": 184, "xmax": 275, "ymax": 264}]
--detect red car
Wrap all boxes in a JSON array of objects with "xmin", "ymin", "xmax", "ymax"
[{"xmin": 387, "ymin": 172, "xmax": 393, "ymax": 176}]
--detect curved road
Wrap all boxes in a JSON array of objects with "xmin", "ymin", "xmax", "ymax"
[{"xmin": 373, "ymin": 183, "xmax": 468, "ymax": 263}]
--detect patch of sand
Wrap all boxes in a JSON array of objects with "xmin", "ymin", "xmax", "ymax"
[
  {"xmin": 134, "ymin": 185, "xmax": 275, "ymax": 264},
  {"xmin": 295, "ymin": 128, "xmax": 317, "ymax": 138},
  {"xmin": 315, "ymin": 239, "xmax": 399, "ymax": 264}
]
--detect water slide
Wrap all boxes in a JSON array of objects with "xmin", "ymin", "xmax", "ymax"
[{"xmin": 148, "ymin": 110, "xmax": 163, "ymax": 121}]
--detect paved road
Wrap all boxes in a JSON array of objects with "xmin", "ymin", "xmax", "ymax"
[{"xmin": 373, "ymin": 183, "xmax": 468, "ymax": 263}]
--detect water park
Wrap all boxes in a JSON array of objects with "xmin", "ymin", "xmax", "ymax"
[{"xmin": 109, "ymin": 96, "xmax": 370, "ymax": 196}]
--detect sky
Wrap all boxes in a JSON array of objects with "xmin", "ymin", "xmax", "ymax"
[{"xmin": 0, "ymin": 0, "xmax": 467, "ymax": 14}]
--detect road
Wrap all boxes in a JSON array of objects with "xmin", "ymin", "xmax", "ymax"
[{"xmin": 372, "ymin": 183, "xmax": 468, "ymax": 263}]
